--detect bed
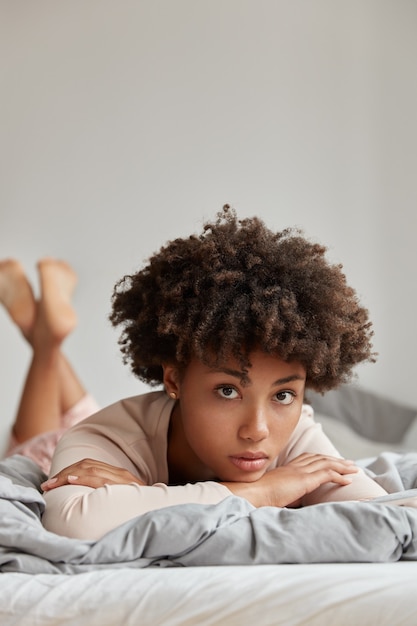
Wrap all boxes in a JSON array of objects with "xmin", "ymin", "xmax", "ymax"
[{"xmin": 1, "ymin": 384, "xmax": 417, "ymax": 626}]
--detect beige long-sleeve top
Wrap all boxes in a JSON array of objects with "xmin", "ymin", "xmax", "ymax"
[{"xmin": 42, "ymin": 391, "xmax": 387, "ymax": 540}]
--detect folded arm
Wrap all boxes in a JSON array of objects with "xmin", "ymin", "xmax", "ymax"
[{"xmin": 42, "ymin": 451, "xmax": 384, "ymax": 541}]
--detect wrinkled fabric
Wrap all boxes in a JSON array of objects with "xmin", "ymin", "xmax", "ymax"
[{"xmin": 1, "ymin": 454, "xmax": 417, "ymax": 574}]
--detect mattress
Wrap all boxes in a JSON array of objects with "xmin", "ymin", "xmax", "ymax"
[{"xmin": 2, "ymin": 563, "xmax": 417, "ymax": 626}]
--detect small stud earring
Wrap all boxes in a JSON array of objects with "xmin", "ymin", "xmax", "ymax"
[{"xmin": 169, "ymin": 391, "xmax": 177, "ymax": 400}]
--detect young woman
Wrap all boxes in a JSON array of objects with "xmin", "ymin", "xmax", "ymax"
[{"xmin": 38, "ymin": 206, "xmax": 387, "ymax": 540}]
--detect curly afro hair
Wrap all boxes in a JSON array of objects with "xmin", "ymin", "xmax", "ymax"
[{"xmin": 109, "ymin": 205, "xmax": 375, "ymax": 392}]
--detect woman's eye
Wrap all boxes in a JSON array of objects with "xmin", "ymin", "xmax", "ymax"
[
  {"xmin": 217, "ymin": 386, "xmax": 238, "ymax": 399},
  {"xmin": 275, "ymin": 391, "xmax": 295, "ymax": 405}
]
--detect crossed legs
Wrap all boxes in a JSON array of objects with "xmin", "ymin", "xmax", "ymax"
[{"xmin": 0, "ymin": 258, "xmax": 87, "ymax": 444}]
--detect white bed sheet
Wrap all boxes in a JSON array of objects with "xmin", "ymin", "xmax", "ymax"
[{"xmin": 1, "ymin": 562, "xmax": 417, "ymax": 626}]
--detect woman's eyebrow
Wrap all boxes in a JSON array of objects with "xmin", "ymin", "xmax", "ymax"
[
  {"xmin": 210, "ymin": 369, "xmax": 305, "ymax": 386},
  {"xmin": 272, "ymin": 374, "xmax": 305, "ymax": 386}
]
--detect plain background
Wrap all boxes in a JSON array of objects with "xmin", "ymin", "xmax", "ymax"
[{"xmin": 1, "ymin": 1, "xmax": 416, "ymax": 454}]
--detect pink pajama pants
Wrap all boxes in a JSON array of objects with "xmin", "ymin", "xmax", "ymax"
[{"xmin": 5, "ymin": 394, "xmax": 100, "ymax": 475}]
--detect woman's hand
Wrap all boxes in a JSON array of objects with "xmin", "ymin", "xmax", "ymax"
[
  {"xmin": 41, "ymin": 458, "xmax": 146, "ymax": 491},
  {"xmin": 40, "ymin": 453, "xmax": 358, "ymax": 507},
  {"xmin": 222, "ymin": 453, "xmax": 359, "ymax": 508}
]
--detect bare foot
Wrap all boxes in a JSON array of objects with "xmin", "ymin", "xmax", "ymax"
[
  {"xmin": 33, "ymin": 258, "xmax": 78, "ymax": 346},
  {"xmin": 0, "ymin": 259, "xmax": 36, "ymax": 337}
]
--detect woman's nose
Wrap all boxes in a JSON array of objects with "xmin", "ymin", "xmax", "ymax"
[{"xmin": 238, "ymin": 407, "xmax": 269, "ymax": 442}]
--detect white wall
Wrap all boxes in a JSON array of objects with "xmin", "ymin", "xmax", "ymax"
[{"xmin": 1, "ymin": 0, "xmax": 416, "ymax": 453}]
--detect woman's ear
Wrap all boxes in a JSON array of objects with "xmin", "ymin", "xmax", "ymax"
[{"xmin": 162, "ymin": 364, "xmax": 180, "ymax": 400}]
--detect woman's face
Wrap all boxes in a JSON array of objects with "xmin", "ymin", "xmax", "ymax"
[{"xmin": 164, "ymin": 350, "xmax": 306, "ymax": 483}]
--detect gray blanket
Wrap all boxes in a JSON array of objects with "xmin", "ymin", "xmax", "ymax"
[{"xmin": 1, "ymin": 453, "xmax": 417, "ymax": 575}]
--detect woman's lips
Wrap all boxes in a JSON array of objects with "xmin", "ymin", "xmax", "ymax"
[{"xmin": 229, "ymin": 453, "xmax": 268, "ymax": 472}]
